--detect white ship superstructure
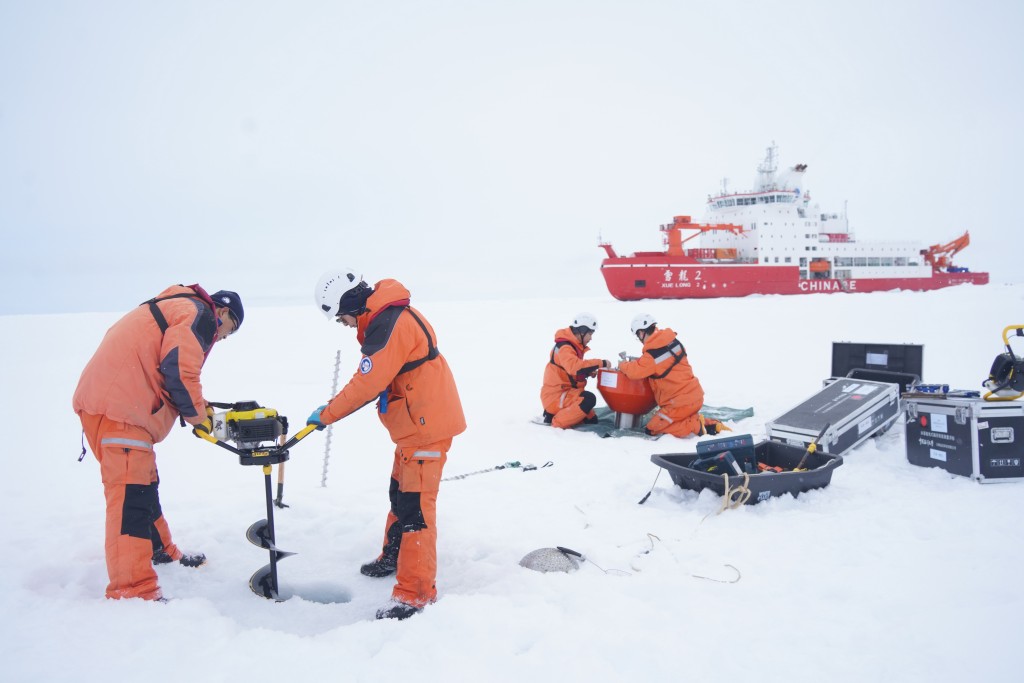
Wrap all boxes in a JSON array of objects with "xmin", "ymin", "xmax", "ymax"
[{"xmin": 699, "ymin": 145, "xmax": 934, "ymax": 282}]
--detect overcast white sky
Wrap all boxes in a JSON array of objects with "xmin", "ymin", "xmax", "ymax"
[{"xmin": 2, "ymin": 0, "xmax": 1021, "ymax": 315}]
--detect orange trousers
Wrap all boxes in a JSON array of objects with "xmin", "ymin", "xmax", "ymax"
[
  {"xmin": 546, "ymin": 390, "xmax": 597, "ymax": 429},
  {"xmin": 645, "ymin": 403, "xmax": 705, "ymax": 438},
  {"xmin": 80, "ymin": 413, "xmax": 180, "ymax": 600},
  {"xmin": 376, "ymin": 440, "xmax": 450, "ymax": 607}
]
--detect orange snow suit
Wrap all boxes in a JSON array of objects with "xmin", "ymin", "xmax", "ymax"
[
  {"xmin": 618, "ymin": 327, "xmax": 707, "ymax": 438},
  {"xmin": 540, "ymin": 328, "xmax": 605, "ymax": 429},
  {"xmin": 320, "ymin": 279, "xmax": 466, "ymax": 607},
  {"xmin": 73, "ymin": 285, "xmax": 219, "ymax": 599}
]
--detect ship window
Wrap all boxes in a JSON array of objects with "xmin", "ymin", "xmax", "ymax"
[
  {"xmin": 895, "ymin": 257, "xmax": 907, "ymax": 266},
  {"xmin": 784, "ymin": 257, "xmax": 792, "ymax": 263},
  {"xmin": 800, "ymin": 258, "xmax": 807, "ymax": 267},
  {"xmin": 881, "ymin": 258, "xmax": 893, "ymax": 266},
  {"xmin": 799, "ymin": 270, "xmax": 808, "ymax": 279},
  {"xmin": 634, "ymin": 280, "xmax": 647, "ymax": 288},
  {"xmin": 868, "ymin": 258, "xmax": 880, "ymax": 267},
  {"xmin": 854, "ymin": 258, "xmax": 867, "ymax": 267}
]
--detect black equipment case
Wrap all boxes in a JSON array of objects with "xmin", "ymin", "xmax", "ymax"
[
  {"xmin": 766, "ymin": 378, "xmax": 901, "ymax": 456},
  {"xmin": 766, "ymin": 342, "xmax": 921, "ymax": 455},
  {"xmin": 904, "ymin": 396, "xmax": 1024, "ymax": 483},
  {"xmin": 830, "ymin": 342, "xmax": 923, "ymax": 392}
]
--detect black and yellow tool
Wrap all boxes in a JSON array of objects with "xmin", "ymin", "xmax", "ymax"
[
  {"xmin": 193, "ymin": 401, "xmax": 322, "ymax": 601},
  {"xmin": 793, "ymin": 423, "xmax": 831, "ymax": 472},
  {"xmin": 983, "ymin": 325, "xmax": 1024, "ymax": 402}
]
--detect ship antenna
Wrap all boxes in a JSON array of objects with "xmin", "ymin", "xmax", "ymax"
[{"xmin": 757, "ymin": 141, "xmax": 778, "ymax": 191}]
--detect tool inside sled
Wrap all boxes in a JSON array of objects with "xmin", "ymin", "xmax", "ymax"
[{"xmin": 193, "ymin": 401, "xmax": 323, "ymax": 601}]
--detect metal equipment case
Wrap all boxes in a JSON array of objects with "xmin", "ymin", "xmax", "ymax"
[
  {"xmin": 831, "ymin": 342, "xmax": 923, "ymax": 392},
  {"xmin": 766, "ymin": 378, "xmax": 901, "ymax": 455},
  {"xmin": 904, "ymin": 396, "xmax": 1024, "ymax": 483}
]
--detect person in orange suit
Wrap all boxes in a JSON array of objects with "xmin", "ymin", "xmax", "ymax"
[
  {"xmin": 540, "ymin": 313, "xmax": 611, "ymax": 429},
  {"xmin": 617, "ymin": 313, "xmax": 728, "ymax": 438},
  {"xmin": 309, "ymin": 268, "xmax": 466, "ymax": 621},
  {"xmin": 73, "ymin": 285, "xmax": 244, "ymax": 600}
]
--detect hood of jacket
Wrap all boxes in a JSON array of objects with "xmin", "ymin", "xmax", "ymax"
[
  {"xmin": 553, "ymin": 327, "xmax": 588, "ymax": 355},
  {"xmin": 356, "ymin": 279, "xmax": 411, "ymax": 344}
]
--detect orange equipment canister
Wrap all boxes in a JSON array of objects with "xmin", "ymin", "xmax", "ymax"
[{"xmin": 597, "ymin": 368, "xmax": 656, "ymax": 428}]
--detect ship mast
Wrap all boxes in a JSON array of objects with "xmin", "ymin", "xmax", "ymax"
[{"xmin": 756, "ymin": 142, "xmax": 778, "ymax": 192}]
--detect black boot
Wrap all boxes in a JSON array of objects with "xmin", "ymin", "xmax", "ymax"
[
  {"xmin": 362, "ymin": 521, "xmax": 401, "ymax": 577},
  {"xmin": 360, "ymin": 553, "xmax": 398, "ymax": 578},
  {"xmin": 375, "ymin": 600, "xmax": 422, "ymax": 620}
]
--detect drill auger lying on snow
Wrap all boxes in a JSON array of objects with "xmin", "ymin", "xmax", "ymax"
[{"xmin": 193, "ymin": 401, "xmax": 323, "ymax": 600}]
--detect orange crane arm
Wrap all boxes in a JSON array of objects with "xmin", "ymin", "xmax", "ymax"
[{"xmin": 923, "ymin": 231, "xmax": 970, "ymax": 269}]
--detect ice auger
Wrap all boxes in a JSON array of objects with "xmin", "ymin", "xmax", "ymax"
[{"xmin": 193, "ymin": 401, "xmax": 322, "ymax": 600}]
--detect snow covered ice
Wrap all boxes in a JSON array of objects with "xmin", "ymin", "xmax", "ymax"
[{"xmin": 1, "ymin": 284, "xmax": 1021, "ymax": 682}]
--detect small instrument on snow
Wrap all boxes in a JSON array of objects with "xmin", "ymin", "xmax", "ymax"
[{"xmin": 194, "ymin": 401, "xmax": 322, "ymax": 601}]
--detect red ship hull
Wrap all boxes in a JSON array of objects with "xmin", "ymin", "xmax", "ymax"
[{"xmin": 600, "ymin": 257, "xmax": 989, "ymax": 300}]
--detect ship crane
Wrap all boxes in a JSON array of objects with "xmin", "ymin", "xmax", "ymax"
[
  {"xmin": 922, "ymin": 231, "xmax": 971, "ymax": 271},
  {"xmin": 661, "ymin": 215, "xmax": 744, "ymax": 256}
]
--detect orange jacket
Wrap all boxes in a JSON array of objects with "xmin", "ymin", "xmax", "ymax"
[
  {"xmin": 73, "ymin": 285, "xmax": 218, "ymax": 443},
  {"xmin": 618, "ymin": 327, "xmax": 704, "ymax": 413},
  {"xmin": 540, "ymin": 327, "xmax": 605, "ymax": 412},
  {"xmin": 321, "ymin": 279, "xmax": 466, "ymax": 448}
]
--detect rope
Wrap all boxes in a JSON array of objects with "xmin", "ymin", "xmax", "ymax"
[
  {"xmin": 443, "ymin": 461, "xmax": 520, "ymax": 481},
  {"xmin": 442, "ymin": 460, "xmax": 552, "ymax": 481},
  {"xmin": 629, "ymin": 533, "xmax": 742, "ymax": 583},
  {"xmin": 719, "ymin": 472, "xmax": 751, "ymax": 512},
  {"xmin": 699, "ymin": 472, "xmax": 751, "ymax": 522},
  {"xmin": 320, "ymin": 349, "xmax": 342, "ymax": 488},
  {"xmin": 691, "ymin": 564, "xmax": 742, "ymax": 584}
]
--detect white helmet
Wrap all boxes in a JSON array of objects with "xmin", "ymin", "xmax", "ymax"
[
  {"xmin": 571, "ymin": 312, "xmax": 598, "ymax": 334},
  {"xmin": 631, "ymin": 313, "xmax": 656, "ymax": 335},
  {"xmin": 314, "ymin": 268, "xmax": 370, "ymax": 319}
]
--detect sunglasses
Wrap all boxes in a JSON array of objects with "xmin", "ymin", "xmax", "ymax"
[{"xmin": 218, "ymin": 309, "xmax": 239, "ymax": 337}]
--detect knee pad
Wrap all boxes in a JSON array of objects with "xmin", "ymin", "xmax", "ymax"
[
  {"xmin": 579, "ymin": 391, "xmax": 597, "ymax": 414},
  {"xmin": 121, "ymin": 483, "xmax": 160, "ymax": 539},
  {"xmin": 396, "ymin": 491, "xmax": 427, "ymax": 533}
]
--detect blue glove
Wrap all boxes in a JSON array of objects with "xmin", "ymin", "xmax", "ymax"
[{"xmin": 307, "ymin": 404, "xmax": 327, "ymax": 427}]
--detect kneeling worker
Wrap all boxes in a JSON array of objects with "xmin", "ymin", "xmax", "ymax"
[
  {"xmin": 617, "ymin": 313, "xmax": 728, "ymax": 438},
  {"xmin": 540, "ymin": 313, "xmax": 611, "ymax": 428}
]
